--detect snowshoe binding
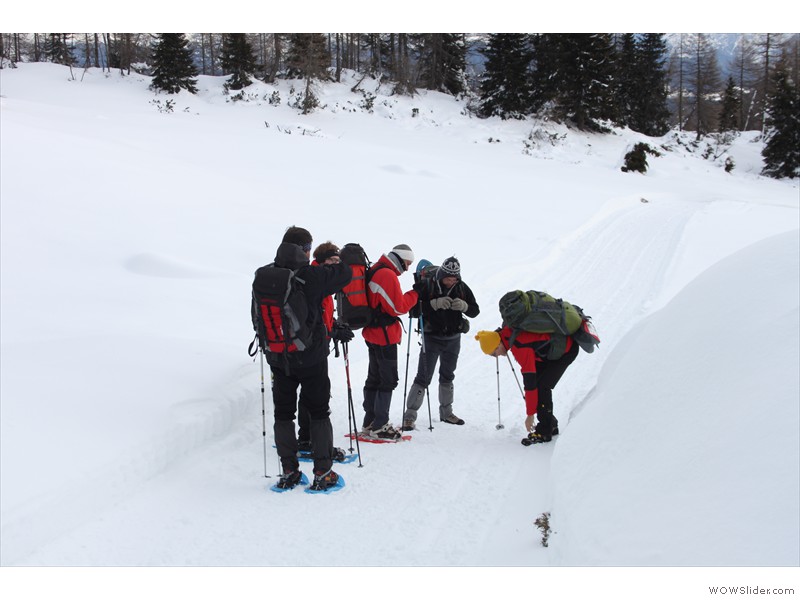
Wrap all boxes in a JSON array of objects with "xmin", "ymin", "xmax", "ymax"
[
  {"xmin": 270, "ymin": 470, "xmax": 309, "ymax": 493},
  {"xmin": 306, "ymin": 469, "xmax": 345, "ymax": 494},
  {"xmin": 521, "ymin": 432, "xmax": 552, "ymax": 446}
]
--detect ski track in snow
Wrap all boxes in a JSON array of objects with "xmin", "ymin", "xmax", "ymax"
[
  {"xmin": 524, "ymin": 196, "xmax": 697, "ymax": 427},
  {"xmin": 8, "ymin": 195, "xmax": 700, "ymax": 566}
]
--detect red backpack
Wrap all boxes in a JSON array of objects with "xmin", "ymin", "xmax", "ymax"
[{"xmin": 337, "ymin": 243, "xmax": 397, "ymax": 330}]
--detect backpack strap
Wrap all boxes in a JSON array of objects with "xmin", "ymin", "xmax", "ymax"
[
  {"xmin": 510, "ymin": 330, "xmax": 566, "ymax": 360},
  {"xmin": 365, "ymin": 263, "xmax": 401, "ymax": 344},
  {"xmin": 248, "ymin": 333, "xmax": 259, "ymax": 357}
]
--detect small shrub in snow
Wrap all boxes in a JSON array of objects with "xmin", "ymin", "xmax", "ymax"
[
  {"xmin": 622, "ymin": 142, "xmax": 660, "ymax": 173},
  {"xmin": 227, "ymin": 91, "xmax": 259, "ymax": 104},
  {"xmin": 359, "ymin": 91, "xmax": 376, "ymax": 113},
  {"xmin": 150, "ymin": 99, "xmax": 174, "ymax": 114},
  {"xmin": 534, "ymin": 512, "xmax": 551, "ymax": 547},
  {"xmin": 290, "ymin": 91, "xmax": 319, "ymax": 113},
  {"xmin": 523, "ymin": 128, "xmax": 566, "ymax": 154}
]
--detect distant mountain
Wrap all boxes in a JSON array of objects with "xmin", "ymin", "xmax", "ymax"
[
  {"xmin": 465, "ymin": 33, "xmax": 748, "ymax": 80},
  {"xmin": 665, "ymin": 33, "xmax": 744, "ymax": 76}
]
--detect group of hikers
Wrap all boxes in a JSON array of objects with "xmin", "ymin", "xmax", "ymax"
[{"xmin": 251, "ymin": 225, "xmax": 596, "ymax": 492}]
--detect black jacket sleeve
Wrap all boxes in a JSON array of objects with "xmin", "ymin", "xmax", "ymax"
[
  {"xmin": 458, "ymin": 282, "xmax": 480, "ymax": 318},
  {"xmin": 302, "ymin": 262, "xmax": 352, "ymax": 303}
]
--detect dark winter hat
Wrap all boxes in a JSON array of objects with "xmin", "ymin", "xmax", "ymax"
[
  {"xmin": 282, "ymin": 226, "xmax": 313, "ymax": 252},
  {"xmin": 313, "ymin": 241, "xmax": 340, "ymax": 263},
  {"xmin": 438, "ymin": 256, "xmax": 461, "ymax": 280}
]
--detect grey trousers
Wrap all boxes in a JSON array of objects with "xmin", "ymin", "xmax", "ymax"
[{"xmin": 404, "ymin": 334, "xmax": 460, "ymax": 422}]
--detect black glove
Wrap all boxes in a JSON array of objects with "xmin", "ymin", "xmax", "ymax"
[
  {"xmin": 330, "ymin": 321, "xmax": 354, "ymax": 343},
  {"xmin": 412, "ymin": 279, "xmax": 426, "ymax": 294}
]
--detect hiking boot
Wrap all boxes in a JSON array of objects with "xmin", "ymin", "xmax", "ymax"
[
  {"xmin": 309, "ymin": 468, "xmax": 340, "ymax": 491},
  {"xmin": 526, "ymin": 432, "xmax": 552, "ymax": 444},
  {"xmin": 442, "ymin": 414, "xmax": 465, "ymax": 425},
  {"xmin": 361, "ymin": 423, "xmax": 373, "ymax": 435},
  {"xmin": 552, "ymin": 426, "xmax": 560, "ymax": 436},
  {"xmin": 332, "ymin": 447, "xmax": 347, "ymax": 463},
  {"xmin": 275, "ymin": 470, "xmax": 304, "ymax": 490},
  {"xmin": 369, "ymin": 423, "xmax": 402, "ymax": 440},
  {"xmin": 297, "ymin": 439, "xmax": 313, "ymax": 453},
  {"xmin": 401, "ymin": 419, "xmax": 416, "ymax": 431}
]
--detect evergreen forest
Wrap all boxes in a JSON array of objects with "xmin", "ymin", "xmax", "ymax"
[{"xmin": 1, "ymin": 33, "xmax": 798, "ymax": 178}]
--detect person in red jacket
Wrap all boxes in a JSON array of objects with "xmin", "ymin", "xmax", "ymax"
[
  {"xmin": 297, "ymin": 242, "xmax": 353, "ymax": 457},
  {"xmin": 475, "ymin": 326, "xmax": 579, "ymax": 443},
  {"xmin": 361, "ymin": 244, "xmax": 419, "ymax": 440}
]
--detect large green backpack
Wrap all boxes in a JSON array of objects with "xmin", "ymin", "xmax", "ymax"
[{"xmin": 499, "ymin": 290, "xmax": 588, "ymax": 359}]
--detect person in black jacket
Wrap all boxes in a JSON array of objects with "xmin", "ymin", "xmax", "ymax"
[
  {"xmin": 402, "ymin": 257, "xmax": 480, "ymax": 430},
  {"xmin": 251, "ymin": 226, "xmax": 352, "ymax": 491}
]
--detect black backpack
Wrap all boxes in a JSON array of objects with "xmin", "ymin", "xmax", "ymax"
[{"xmin": 251, "ymin": 265, "xmax": 314, "ymax": 361}]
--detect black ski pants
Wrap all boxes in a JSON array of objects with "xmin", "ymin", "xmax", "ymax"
[
  {"xmin": 363, "ymin": 342, "xmax": 399, "ymax": 429},
  {"xmin": 271, "ymin": 360, "xmax": 333, "ymax": 474},
  {"xmin": 524, "ymin": 343, "xmax": 579, "ymax": 438}
]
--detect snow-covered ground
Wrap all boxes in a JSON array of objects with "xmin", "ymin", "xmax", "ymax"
[{"xmin": 1, "ymin": 64, "xmax": 798, "ymax": 597}]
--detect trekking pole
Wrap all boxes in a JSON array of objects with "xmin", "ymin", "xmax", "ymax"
[
  {"xmin": 345, "ymin": 357, "xmax": 355, "ymax": 454},
  {"xmin": 259, "ymin": 349, "xmax": 272, "ymax": 478},
  {"xmin": 495, "ymin": 356, "xmax": 504, "ymax": 430},
  {"xmin": 335, "ymin": 291, "xmax": 362, "ymax": 466},
  {"xmin": 401, "ymin": 314, "xmax": 412, "ymax": 426},
  {"xmin": 506, "ymin": 354, "xmax": 526, "ymax": 400},
  {"xmin": 419, "ymin": 309, "xmax": 434, "ymax": 431},
  {"xmin": 343, "ymin": 342, "xmax": 363, "ymax": 467},
  {"xmin": 343, "ymin": 341, "xmax": 355, "ymax": 452}
]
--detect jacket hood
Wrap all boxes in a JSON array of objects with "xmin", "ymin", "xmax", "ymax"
[
  {"xmin": 381, "ymin": 253, "xmax": 403, "ymax": 275},
  {"xmin": 274, "ymin": 242, "xmax": 310, "ymax": 270}
]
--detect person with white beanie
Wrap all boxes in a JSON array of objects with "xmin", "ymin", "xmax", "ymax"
[{"xmin": 360, "ymin": 244, "xmax": 419, "ymax": 440}]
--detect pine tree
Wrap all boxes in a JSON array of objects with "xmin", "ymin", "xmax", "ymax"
[
  {"xmin": 478, "ymin": 34, "xmax": 534, "ymax": 119},
  {"xmin": 44, "ymin": 33, "xmax": 72, "ymax": 66},
  {"xmin": 752, "ymin": 34, "xmax": 787, "ymax": 132},
  {"xmin": 669, "ymin": 33, "xmax": 690, "ymax": 131},
  {"xmin": 150, "ymin": 34, "xmax": 198, "ymax": 94},
  {"xmin": 630, "ymin": 34, "xmax": 670, "ymax": 136},
  {"xmin": 286, "ymin": 34, "xmax": 331, "ymax": 113},
  {"xmin": 732, "ymin": 35, "xmax": 760, "ymax": 130},
  {"xmin": 686, "ymin": 34, "xmax": 721, "ymax": 139},
  {"xmin": 616, "ymin": 34, "xmax": 639, "ymax": 128},
  {"xmin": 418, "ymin": 34, "xmax": 467, "ymax": 96},
  {"xmin": 221, "ymin": 34, "xmax": 256, "ymax": 90},
  {"xmin": 392, "ymin": 33, "xmax": 415, "ymax": 95},
  {"xmin": 286, "ymin": 34, "xmax": 330, "ymax": 79},
  {"xmin": 761, "ymin": 68, "xmax": 800, "ymax": 179},
  {"xmin": 530, "ymin": 34, "xmax": 562, "ymax": 111},
  {"xmin": 547, "ymin": 34, "xmax": 616, "ymax": 131},
  {"xmin": 718, "ymin": 77, "xmax": 741, "ymax": 132}
]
